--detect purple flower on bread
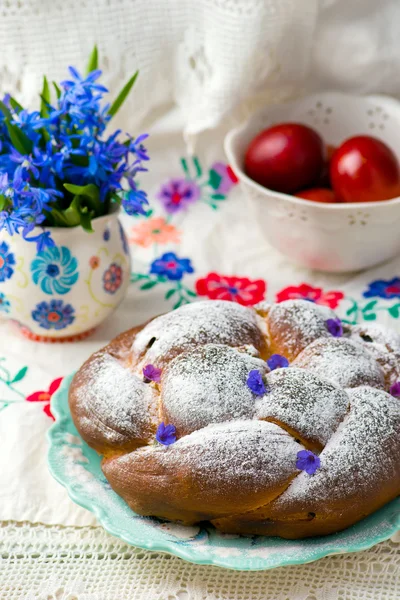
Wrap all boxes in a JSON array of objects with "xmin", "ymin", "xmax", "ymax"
[
  {"xmin": 150, "ymin": 252, "xmax": 194, "ymax": 281},
  {"xmin": 267, "ymin": 354, "xmax": 289, "ymax": 370},
  {"xmin": 390, "ymin": 381, "xmax": 400, "ymax": 398},
  {"xmin": 326, "ymin": 318, "xmax": 343, "ymax": 338},
  {"xmin": 296, "ymin": 450, "xmax": 321, "ymax": 476},
  {"xmin": 247, "ymin": 370, "xmax": 266, "ymax": 396},
  {"xmin": 143, "ymin": 364, "xmax": 162, "ymax": 383},
  {"xmin": 156, "ymin": 422, "xmax": 177, "ymax": 446}
]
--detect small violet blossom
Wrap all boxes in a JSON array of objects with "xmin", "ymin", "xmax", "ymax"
[
  {"xmin": 143, "ymin": 364, "xmax": 162, "ymax": 383},
  {"xmin": 267, "ymin": 354, "xmax": 289, "ymax": 371},
  {"xmin": 326, "ymin": 318, "xmax": 343, "ymax": 337},
  {"xmin": 156, "ymin": 422, "xmax": 177, "ymax": 446},
  {"xmin": 296, "ymin": 450, "xmax": 321, "ymax": 476},
  {"xmin": 247, "ymin": 370, "xmax": 266, "ymax": 396}
]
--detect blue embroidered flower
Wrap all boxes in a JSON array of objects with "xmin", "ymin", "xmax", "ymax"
[
  {"xmin": 118, "ymin": 221, "xmax": 129, "ymax": 255},
  {"xmin": 156, "ymin": 422, "xmax": 177, "ymax": 446},
  {"xmin": 143, "ymin": 364, "xmax": 162, "ymax": 383},
  {"xmin": 326, "ymin": 318, "xmax": 343, "ymax": 337},
  {"xmin": 31, "ymin": 246, "xmax": 79, "ymax": 295},
  {"xmin": 0, "ymin": 292, "xmax": 11, "ymax": 313},
  {"xmin": 0, "ymin": 241, "xmax": 16, "ymax": 282},
  {"xmin": 296, "ymin": 450, "xmax": 321, "ymax": 475},
  {"xmin": 247, "ymin": 370, "xmax": 266, "ymax": 395},
  {"xmin": 390, "ymin": 382, "xmax": 400, "ymax": 398},
  {"xmin": 32, "ymin": 299, "xmax": 75, "ymax": 330},
  {"xmin": 267, "ymin": 354, "xmax": 289, "ymax": 370},
  {"xmin": 150, "ymin": 252, "xmax": 194, "ymax": 281},
  {"xmin": 363, "ymin": 278, "xmax": 400, "ymax": 299}
]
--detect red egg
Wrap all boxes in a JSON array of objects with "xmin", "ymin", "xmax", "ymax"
[
  {"xmin": 330, "ymin": 135, "xmax": 400, "ymax": 203},
  {"xmin": 295, "ymin": 188, "xmax": 336, "ymax": 204},
  {"xmin": 244, "ymin": 123, "xmax": 325, "ymax": 194}
]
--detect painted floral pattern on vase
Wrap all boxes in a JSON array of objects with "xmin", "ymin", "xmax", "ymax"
[
  {"xmin": 0, "ymin": 241, "xmax": 15, "ymax": 282},
  {"xmin": 31, "ymin": 246, "xmax": 79, "ymax": 295},
  {"xmin": 32, "ymin": 300, "xmax": 76, "ymax": 330}
]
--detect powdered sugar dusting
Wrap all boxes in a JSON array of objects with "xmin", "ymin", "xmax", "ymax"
[
  {"xmin": 350, "ymin": 323, "xmax": 400, "ymax": 353},
  {"xmin": 273, "ymin": 386, "xmax": 400, "ymax": 514},
  {"xmin": 131, "ymin": 300, "xmax": 266, "ymax": 367},
  {"xmin": 267, "ymin": 300, "xmax": 335, "ymax": 360},
  {"xmin": 256, "ymin": 368, "xmax": 349, "ymax": 448},
  {"xmin": 73, "ymin": 353, "xmax": 157, "ymax": 444},
  {"xmin": 293, "ymin": 338, "xmax": 385, "ymax": 389},
  {"xmin": 161, "ymin": 344, "xmax": 267, "ymax": 435}
]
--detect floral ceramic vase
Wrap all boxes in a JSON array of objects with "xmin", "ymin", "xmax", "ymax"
[{"xmin": 0, "ymin": 208, "xmax": 131, "ymax": 341}]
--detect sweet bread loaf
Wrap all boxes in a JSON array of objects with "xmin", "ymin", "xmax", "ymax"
[{"xmin": 69, "ymin": 299, "xmax": 400, "ymax": 538}]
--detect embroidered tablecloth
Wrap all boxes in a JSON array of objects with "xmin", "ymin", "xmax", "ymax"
[{"xmin": 1, "ymin": 129, "xmax": 400, "ymax": 599}]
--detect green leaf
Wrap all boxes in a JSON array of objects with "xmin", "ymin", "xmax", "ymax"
[
  {"xmin": 40, "ymin": 76, "xmax": 51, "ymax": 117},
  {"xmin": 86, "ymin": 45, "xmax": 98, "ymax": 74},
  {"xmin": 0, "ymin": 100, "xmax": 12, "ymax": 121},
  {"xmin": 8, "ymin": 96, "xmax": 23, "ymax": 113},
  {"xmin": 193, "ymin": 157, "xmax": 202, "ymax": 178},
  {"xmin": 63, "ymin": 183, "xmax": 103, "ymax": 215},
  {"xmin": 47, "ymin": 208, "xmax": 69, "ymax": 227},
  {"xmin": 140, "ymin": 280, "xmax": 158, "ymax": 290},
  {"xmin": 0, "ymin": 195, "xmax": 9, "ymax": 211},
  {"xmin": 11, "ymin": 366, "xmax": 28, "ymax": 384},
  {"xmin": 388, "ymin": 305, "xmax": 400, "ymax": 318},
  {"xmin": 208, "ymin": 169, "xmax": 223, "ymax": 190},
  {"xmin": 363, "ymin": 313, "xmax": 377, "ymax": 321},
  {"xmin": 173, "ymin": 297, "xmax": 185, "ymax": 310},
  {"xmin": 108, "ymin": 71, "xmax": 139, "ymax": 118},
  {"xmin": 362, "ymin": 300, "xmax": 378, "ymax": 313},
  {"xmin": 346, "ymin": 304, "xmax": 358, "ymax": 316},
  {"xmin": 53, "ymin": 82, "xmax": 62, "ymax": 99},
  {"xmin": 211, "ymin": 194, "xmax": 225, "ymax": 200},
  {"xmin": 62, "ymin": 196, "xmax": 82, "ymax": 227},
  {"xmin": 79, "ymin": 208, "xmax": 94, "ymax": 233},
  {"xmin": 165, "ymin": 288, "xmax": 177, "ymax": 300},
  {"xmin": 186, "ymin": 289, "xmax": 197, "ymax": 297},
  {"xmin": 5, "ymin": 120, "xmax": 33, "ymax": 154}
]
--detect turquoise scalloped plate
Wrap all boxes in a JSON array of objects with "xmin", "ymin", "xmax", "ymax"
[{"xmin": 47, "ymin": 373, "xmax": 400, "ymax": 571}]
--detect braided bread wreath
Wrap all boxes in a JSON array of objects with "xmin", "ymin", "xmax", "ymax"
[{"xmin": 69, "ymin": 299, "xmax": 400, "ymax": 539}]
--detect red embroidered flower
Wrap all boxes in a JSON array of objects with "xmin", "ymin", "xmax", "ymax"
[
  {"xmin": 196, "ymin": 272, "xmax": 266, "ymax": 306},
  {"xmin": 26, "ymin": 377, "xmax": 63, "ymax": 420},
  {"xmin": 276, "ymin": 283, "xmax": 344, "ymax": 309}
]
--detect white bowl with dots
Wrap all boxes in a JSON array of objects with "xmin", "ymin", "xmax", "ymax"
[{"xmin": 225, "ymin": 92, "xmax": 400, "ymax": 273}]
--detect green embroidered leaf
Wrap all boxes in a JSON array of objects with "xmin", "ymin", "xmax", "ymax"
[
  {"xmin": 86, "ymin": 45, "xmax": 98, "ymax": 74},
  {"xmin": 11, "ymin": 366, "xmax": 28, "ymax": 384},
  {"xmin": 346, "ymin": 304, "xmax": 358, "ymax": 316},
  {"xmin": 362, "ymin": 300, "xmax": 378, "ymax": 313},
  {"xmin": 165, "ymin": 288, "xmax": 177, "ymax": 300},
  {"xmin": 140, "ymin": 280, "xmax": 157, "ymax": 290},
  {"xmin": 173, "ymin": 297, "xmax": 185, "ymax": 309},
  {"xmin": 211, "ymin": 194, "xmax": 225, "ymax": 200},
  {"xmin": 180, "ymin": 158, "xmax": 190, "ymax": 177},
  {"xmin": 108, "ymin": 71, "xmax": 139, "ymax": 118},
  {"xmin": 5, "ymin": 120, "xmax": 33, "ymax": 154},
  {"xmin": 388, "ymin": 305, "xmax": 400, "ymax": 318},
  {"xmin": 193, "ymin": 157, "xmax": 202, "ymax": 178},
  {"xmin": 40, "ymin": 76, "xmax": 51, "ymax": 118},
  {"xmin": 208, "ymin": 169, "xmax": 223, "ymax": 190},
  {"xmin": 185, "ymin": 289, "xmax": 197, "ymax": 297},
  {"xmin": 363, "ymin": 313, "xmax": 377, "ymax": 321}
]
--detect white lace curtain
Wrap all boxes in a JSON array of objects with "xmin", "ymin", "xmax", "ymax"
[{"xmin": 1, "ymin": 0, "xmax": 400, "ymax": 135}]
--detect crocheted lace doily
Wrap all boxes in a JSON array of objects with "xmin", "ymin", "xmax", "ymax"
[{"xmin": 1, "ymin": 522, "xmax": 399, "ymax": 600}]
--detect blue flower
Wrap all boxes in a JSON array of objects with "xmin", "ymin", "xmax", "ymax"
[
  {"xmin": 23, "ymin": 230, "xmax": 55, "ymax": 253},
  {"xmin": 326, "ymin": 318, "xmax": 343, "ymax": 337},
  {"xmin": 363, "ymin": 278, "xmax": 400, "ymax": 299},
  {"xmin": 0, "ymin": 241, "xmax": 16, "ymax": 282},
  {"xmin": 150, "ymin": 252, "xmax": 194, "ymax": 281},
  {"xmin": 296, "ymin": 450, "xmax": 321, "ymax": 476},
  {"xmin": 31, "ymin": 246, "xmax": 79, "ymax": 295},
  {"xmin": 103, "ymin": 228, "xmax": 110, "ymax": 241},
  {"xmin": 267, "ymin": 354, "xmax": 289, "ymax": 370},
  {"xmin": 122, "ymin": 188, "xmax": 149, "ymax": 216},
  {"xmin": 143, "ymin": 364, "xmax": 162, "ymax": 383},
  {"xmin": 247, "ymin": 370, "xmax": 266, "ymax": 395},
  {"xmin": 32, "ymin": 299, "xmax": 75, "ymax": 330},
  {"xmin": 156, "ymin": 422, "xmax": 177, "ymax": 446},
  {"xmin": 0, "ymin": 292, "xmax": 11, "ymax": 313}
]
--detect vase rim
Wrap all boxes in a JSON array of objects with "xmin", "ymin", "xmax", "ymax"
[{"xmin": 25, "ymin": 204, "xmax": 121, "ymax": 235}]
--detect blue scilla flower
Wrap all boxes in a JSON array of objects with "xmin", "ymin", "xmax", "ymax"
[
  {"xmin": 122, "ymin": 188, "xmax": 149, "ymax": 216},
  {"xmin": 32, "ymin": 299, "xmax": 75, "ymax": 330},
  {"xmin": 0, "ymin": 241, "xmax": 16, "ymax": 282},
  {"xmin": 31, "ymin": 245, "xmax": 79, "ymax": 295}
]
